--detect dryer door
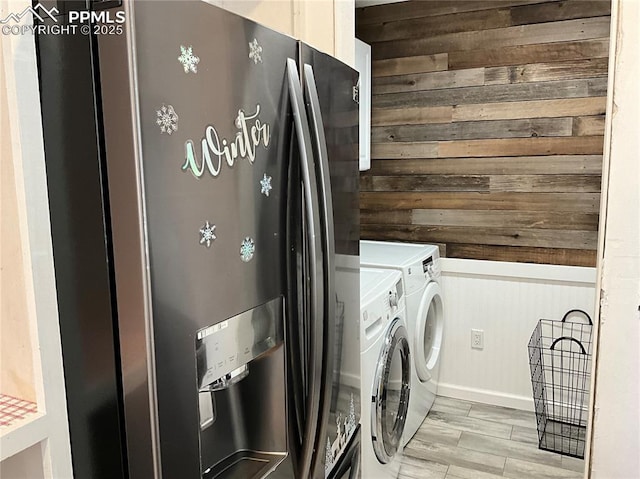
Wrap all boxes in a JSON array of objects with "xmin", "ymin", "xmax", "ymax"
[
  {"xmin": 371, "ymin": 318, "xmax": 411, "ymax": 464},
  {"xmin": 415, "ymin": 282, "xmax": 444, "ymax": 382}
]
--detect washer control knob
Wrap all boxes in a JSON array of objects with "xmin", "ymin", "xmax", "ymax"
[
  {"xmin": 426, "ymin": 264, "xmax": 434, "ymax": 277},
  {"xmin": 388, "ymin": 291, "xmax": 398, "ymax": 309}
]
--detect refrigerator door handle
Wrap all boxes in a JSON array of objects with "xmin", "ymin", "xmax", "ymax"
[
  {"xmin": 286, "ymin": 58, "xmax": 324, "ymax": 479},
  {"xmin": 303, "ymin": 63, "xmax": 336, "ymax": 478}
]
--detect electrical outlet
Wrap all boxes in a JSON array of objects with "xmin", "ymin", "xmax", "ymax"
[{"xmin": 471, "ymin": 329, "xmax": 484, "ymax": 350}]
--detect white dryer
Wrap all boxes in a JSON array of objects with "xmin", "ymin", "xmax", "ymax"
[
  {"xmin": 360, "ymin": 241, "xmax": 444, "ymax": 446},
  {"xmin": 360, "ymin": 268, "xmax": 411, "ymax": 479}
]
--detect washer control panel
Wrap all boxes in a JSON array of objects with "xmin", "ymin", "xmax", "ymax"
[
  {"xmin": 405, "ymin": 253, "xmax": 441, "ymax": 293},
  {"xmin": 422, "ymin": 256, "xmax": 440, "ymax": 280},
  {"xmin": 388, "ymin": 291, "xmax": 398, "ymax": 309},
  {"xmin": 386, "ymin": 278, "xmax": 403, "ymax": 314}
]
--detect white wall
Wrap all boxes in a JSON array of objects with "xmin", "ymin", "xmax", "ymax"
[
  {"xmin": 588, "ymin": 0, "xmax": 640, "ymax": 476},
  {"xmin": 438, "ymin": 258, "xmax": 596, "ymax": 411},
  {"xmin": 208, "ymin": 0, "xmax": 355, "ymax": 66}
]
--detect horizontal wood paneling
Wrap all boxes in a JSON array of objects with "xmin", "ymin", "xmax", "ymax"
[
  {"xmin": 488, "ymin": 174, "xmax": 601, "ymax": 192},
  {"xmin": 451, "ymin": 97, "xmax": 606, "ymax": 122},
  {"xmin": 573, "ymin": 115, "xmax": 606, "ymax": 136},
  {"xmin": 360, "ymin": 209, "xmax": 412, "ymax": 225},
  {"xmin": 372, "ymin": 77, "xmax": 608, "ymax": 108},
  {"xmin": 366, "ymin": 156, "xmax": 604, "ymax": 175},
  {"xmin": 372, "ymin": 53, "xmax": 448, "ymax": 77},
  {"xmin": 358, "ymin": 7, "xmax": 512, "ymax": 44},
  {"xmin": 448, "ymin": 38, "xmax": 609, "ymax": 70},
  {"xmin": 373, "ymin": 67, "xmax": 485, "ymax": 94},
  {"xmin": 360, "ymin": 192, "xmax": 600, "ymax": 213},
  {"xmin": 510, "ymin": 0, "xmax": 612, "ymax": 25},
  {"xmin": 410, "ymin": 209, "xmax": 599, "ymax": 230},
  {"xmin": 360, "ymin": 224, "xmax": 597, "ymax": 249},
  {"xmin": 371, "ymin": 17, "xmax": 610, "ymax": 60},
  {"xmin": 357, "ymin": 0, "xmax": 553, "ymax": 26},
  {"xmin": 446, "ymin": 244, "xmax": 597, "ymax": 267},
  {"xmin": 371, "ymin": 118, "xmax": 573, "ymax": 143},
  {"xmin": 357, "ymin": 0, "xmax": 609, "ymax": 266},
  {"xmin": 360, "ymin": 209, "xmax": 598, "ymax": 231},
  {"xmin": 371, "ymin": 97, "xmax": 606, "ymax": 126},
  {"xmin": 486, "ymin": 58, "xmax": 609, "ymax": 83},
  {"xmin": 437, "ymin": 136, "xmax": 604, "ymax": 157},
  {"xmin": 372, "ymin": 105, "xmax": 453, "ymax": 126},
  {"xmin": 371, "ymin": 142, "xmax": 439, "ymax": 159},
  {"xmin": 360, "ymin": 0, "xmax": 610, "ymax": 46},
  {"xmin": 373, "ymin": 59, "xmax": 606, "ymax": 94},
  {"xmin": 362, "ymin": 175, "xmax": 490, "ymax": 192},
  {"xmin": 362, "ymin": 174, "xmax": 601, "ymax": 194},
  {"xmin": 370, "ymin": 137, "xmax": 604, "ymax": 159},
  {"xmin": 587, "ymin": 76, "xmax": 607, "ymax": 96}
]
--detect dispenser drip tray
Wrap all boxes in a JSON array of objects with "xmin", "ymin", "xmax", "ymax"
[{"xmin": 203, "ymin": 450, "xmax": 287, "ymax": 479}]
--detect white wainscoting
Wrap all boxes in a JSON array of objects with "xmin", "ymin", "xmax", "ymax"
[{"xmin": 437, "ymin": 258, "xmax": 597, "ymax": 412}]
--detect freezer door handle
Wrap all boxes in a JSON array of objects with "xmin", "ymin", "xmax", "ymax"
[
  {"xmin": 303, "ymin": 63, "xmax": 336, "ymax": 479},
  {"xmin": 286, "ymin": 58, "xmax": 324, "ymax": 479}
]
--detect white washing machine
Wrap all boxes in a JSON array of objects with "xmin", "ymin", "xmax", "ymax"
[
  {"xmin": 360, "ymin": 268, "xmax": 411, "ymax": 479},
  {"xmin": 360, "ymin": 241, "xmax": 444, "ymax": 446}
]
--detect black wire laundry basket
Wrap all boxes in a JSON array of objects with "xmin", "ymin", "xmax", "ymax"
[{"xmin": 528, "ymin": 309, "xmax": 593, "ymax": 459}]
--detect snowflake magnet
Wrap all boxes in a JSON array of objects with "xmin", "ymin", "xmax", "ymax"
[
  {"xmin": 260, "ymin": 173, "xmax": 272, "ymax": 197},
  {"xmin": 156, "ymin": 104, "xmax": 179, "ymax": 135},
  {"xmin": 199, "ymin": 221, "xmax": 217, "ymax": 248},
  {"xmin": 240, "ymin": 237, "xmax": 255, "ymax": 262},
  {"xmin": 178, "ymin": 45, "xmax": 200, "ymax": 74},
  {"xmin": 248, "ymin": 38, "xmax": 263, "ymax": 64}
]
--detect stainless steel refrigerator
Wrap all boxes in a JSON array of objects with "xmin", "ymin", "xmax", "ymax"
[{"xmin": 36, "ymin": 2, "xmax": 360, "ymax": 479}]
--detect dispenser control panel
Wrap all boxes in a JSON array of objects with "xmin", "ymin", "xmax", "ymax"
[{"xmin": 196, "ymin": 296, "xmax": 284, "ymax": 390}]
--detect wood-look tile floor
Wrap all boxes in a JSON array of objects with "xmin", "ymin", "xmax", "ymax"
[{"xmin": 401, "ymin": 397, "xmax": 585, "ymax": 479}]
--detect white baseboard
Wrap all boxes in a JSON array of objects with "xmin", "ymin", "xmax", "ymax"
[
  {"xmin": 339, "ymin": 371, "xmax": 360, "ymax": 390},
  {"xmin": 437, "ymin": 382, "xmax": 535, "ymax": 412}
]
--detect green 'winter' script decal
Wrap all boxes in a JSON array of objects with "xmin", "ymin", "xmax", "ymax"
[{"xmin": 182, "ymin": 105, "xmax": 270, "ymax": 178}]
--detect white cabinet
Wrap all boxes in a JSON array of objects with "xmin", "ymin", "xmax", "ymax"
[
  {"xmin": 355, "ymin": 38, "xmax": 372, "ymax": 171},
  {"xmin": 209, "ymin": 0, "xmax": 356, "ymax": 66},
  {"xmin": 1, "ymin": 6, "xmax": 73, "ymax": 477}
]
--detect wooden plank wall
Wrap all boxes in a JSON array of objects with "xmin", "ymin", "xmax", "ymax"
[{"xmin": 356, "ymin": 0, "xmax": 610, "ymax": 267}]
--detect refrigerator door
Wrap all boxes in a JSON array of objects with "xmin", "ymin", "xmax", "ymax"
[
  {"xmin": 35, "ymin": 15, "xmax": 127, "ymax": 479},
  {"xmin": 299, "ymin": 44, "xmax": 361, "ymax": 478},
  {"xmin": 96, "ymin": 2, "xmax": 298, "ymax": 478},
  {"xmin": 285, "ymin": 59, "xmax": 328, "ymax": 479}
]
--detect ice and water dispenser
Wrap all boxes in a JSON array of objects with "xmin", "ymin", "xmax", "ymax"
[{"xmin": 196, "ymin": 297, "xmax": 289, "ymax": 478}]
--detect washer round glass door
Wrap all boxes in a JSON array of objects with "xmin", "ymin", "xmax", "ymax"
[
  {"xmin": 371, "ymin": 317, "xmax": 411, "ymax": 463},
  {"xmin": 415, "ymin": 282, "xmax": 444, "ymax": 382}
]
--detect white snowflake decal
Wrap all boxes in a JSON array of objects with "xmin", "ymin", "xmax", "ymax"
[
  {"xmin": 156, "ymin": 104, "xmax": 178, "ymax": 135},
  {"xmin": 199, "ymin": 221, "xmax": 216, "ymax": 248},
  {"xmin": 248, "ymin": 38, "xmax": 263, "ymax": 64},
  {"xmin": 178, "ymin": 45, "xmax": 200, "ymax": 74},
  {"xmin": 240, "ymin": 237, "xmax": 255, "ymax": 262},
  {"xmin": 260, "ymin": 173, "xmax": 272, "ymax": 197},
  {"xmin": 234, "ymin": 110, "xmax": 244, "ymax": 128}
]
